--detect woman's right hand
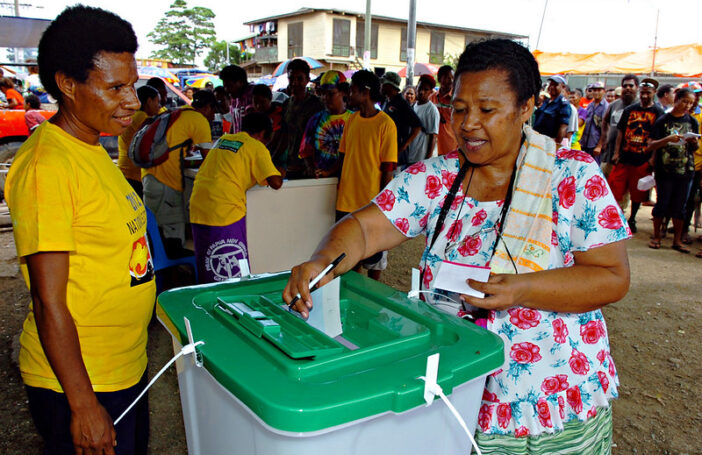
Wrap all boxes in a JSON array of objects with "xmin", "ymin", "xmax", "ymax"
[
  {"xmin": 70, "ymin": 402, "xmax": 117, "ymax": 455},
  {"xmin": 667, "ymin": 133, "xmax": 683, "ymax": 143},
  {"xmin": 283, "ymin": 256, "xmax": 335, "ymax": 319}
]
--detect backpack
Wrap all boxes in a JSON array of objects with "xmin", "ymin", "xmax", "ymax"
[{"xmin": 128, "ymin": 110, "xmax": 193, "ymax": 168}]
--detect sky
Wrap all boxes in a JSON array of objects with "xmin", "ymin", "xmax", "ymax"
[{"xmin": 4, "ymin": 0, "xmax": 700, "ymax": 61}]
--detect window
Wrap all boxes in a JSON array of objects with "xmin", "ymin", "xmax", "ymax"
[
  {"xmin": 429, "ymin": 31, "xmax": 445, "ymax": 64},
  {"xmin": 355, "ymin": 21, "xmax": 378, "ymax": 59},
  {"xmin": 288, "ymin": 22, "xmax": 303, "ymax": 59},
  {"xmin": 332, "ymin": 18, "xmax": 351, "ymax": 57},
  {"xmin": 400, "ymin": 27, "xmax": 407, "ymax": 62}
]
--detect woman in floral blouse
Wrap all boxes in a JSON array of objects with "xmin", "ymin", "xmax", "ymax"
[{"xmin": 284, "ymin": 39, "xmax": 630, "ymax": 454}]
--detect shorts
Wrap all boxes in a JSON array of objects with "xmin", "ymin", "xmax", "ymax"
[
  {"xmin": 652, "ymin": 174, "xmax": 693, "ymax": 220},
  {"xmin": 335, "ymin": 210, "xmax": 388, "ymax": 271},
  {"xmin": 607, "ymin": 162, "xmax": 651, "ymax": 204},
  {"xmin": 142, "ymin": 174, "xmax": 187, "ymax": 246}
]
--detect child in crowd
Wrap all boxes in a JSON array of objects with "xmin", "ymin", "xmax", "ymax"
[
  {"xmin": 23, "ymin": 94, "xmax": 46, "ymax": 134},
  {"xmin": 189, "ymin": 112, "xmax": 283, "ymax": 283},
  {"xmin": 406, "ymin": 74, "xmax": 440, "ymax": 166}
]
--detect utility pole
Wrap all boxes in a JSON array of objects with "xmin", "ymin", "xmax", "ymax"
[
  {"xmin": 651, "ymin": 8, "xmax": 659, "ymax": 76},
  {"xmin": 406, "ymin": 0, "xmax": 416, "ymax": 86},
  {"xmin": 363, "ymin": 0, "xmax": 371, "ymax": 70},
  {"xmin": 14, "ymin": 0, "xmax": 22, "ymax": 64},
  {"xmin": 535, "ymin": 0, "xmax": 548, "ymax": 50}
]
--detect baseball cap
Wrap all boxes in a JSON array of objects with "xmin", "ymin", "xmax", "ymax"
[
  {"xmin": 320, "ymin": 70, "xmax": 347, "ymax": 89},
  {"xmin": 418, "ymin": 74, "xmax": 436, "ymax": 88},
  {"xmin": 590, "ymin": 81, "xmax": 605, "ymax": 89},
  {"xmin": 640, "ymin": 77, "xmax": 659, "ymax": 89},
  {"xmin": 380, "ymin": 72, "xmax": 402, "ymax": 90},
  {"xmin": 547, "ymin": 75, "xmax": 567, "ymax": 85},
  {"xmin": 614, "ymin": 87, "xmax": 623, "ymax": 96},
  {"xmin": 677, "ymin": 81, "xmax": 702, "ymax": 93}
]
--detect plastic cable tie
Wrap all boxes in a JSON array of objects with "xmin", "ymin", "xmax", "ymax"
[
  {"xmin": 408, "ymin": 268, "xmax": 421, "ymax": 299},
  {"xmin": 418, "ymin": 353, "xmax": 441, "ymax": 406}
]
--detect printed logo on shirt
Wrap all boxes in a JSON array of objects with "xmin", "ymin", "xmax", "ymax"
[
  {"xmin": 205, "ymin": 238, "xmax": 248, "ymax": 281},
  {"xmin": 129, "ymin": 234, "xmax": 154, "ymax": 286},
  {"xmin": 215, "ymin": 139, "xmax": 244, "ymax": 153}
]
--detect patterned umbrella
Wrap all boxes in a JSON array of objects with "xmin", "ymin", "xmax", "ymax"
[
  {"xmin": 187, "ymin": 75, "xmax": 222, "ymax": 88},
  {"xmin": 676, "ymin": 81, "xmax": 702, "ymax": 92},
  {"xmin": 272, "ymin": 57, "xmax": 324, "ymax": 77},
  {"xmin": 396, "ymin": 62, "xmax": 440, "ymax": 78}
]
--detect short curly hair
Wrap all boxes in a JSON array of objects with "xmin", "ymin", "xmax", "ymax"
[
  {"xmin": 455, "ymin": 39, "xmax": 541, "ymax": 107},
  {"xmin": 38, "ymin": 5, "xmax": 138, "ymax": 103}
]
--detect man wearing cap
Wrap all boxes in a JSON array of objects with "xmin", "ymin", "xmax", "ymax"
[
  {"xmin": 580, "ymin": 81, "xmax": 609, "ymax": 163},
  {"xmin": 142, "ymin": 90, "xmax": 216, "ymax": 254},
  {"xmin": 580, "ymin": 84, "xmax": 594, "ymax": 109},
  {"xmin": 533, "ymin": 75, "xmax": 572, "ymax": 145},
  {"xmin": 608, "ymin": 77, "xmax": 664, "ymax": 233},
  {"xmin": 406, "ymin": 74, "xmax": 440, "ymax": 165},
  {"xmin": 380, "ymin": 71, "xmax": 423, "ymax": 163},
  {"xmin": 299, "ymin": 70, "xmax": 353, "ymax": 178}
]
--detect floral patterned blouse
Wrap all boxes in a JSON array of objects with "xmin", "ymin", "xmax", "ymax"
[{"xmin": 373, "ymin": 146, "xmax": 631, "ymax": 437}]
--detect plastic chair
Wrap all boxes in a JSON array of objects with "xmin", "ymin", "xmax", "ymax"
[{"xmin": 144, "ymin": 206, "xmax": 198, "ymax": 291}]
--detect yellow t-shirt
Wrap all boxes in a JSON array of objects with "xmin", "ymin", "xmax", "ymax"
[
  {"xmin": 693, "ymin": 111, "xmax": 702, "ymax": 171},
  {"xmin": 5, "ymin": 122, "xmax": 156, "ymax": 393},
  {"xmin": 190, "ymin": 132, "xmax": 280, "ymax": 226},
  {"xmin": 337, "ymin": 111, "xmax": 398, "ymax": 212},
  {"xmin": 117, "ymin": 110, "xmax": 149, "ymax": 181},
  {"xmin": 142, "ymin": 106, "xmax": 212, "ymax": 192}
]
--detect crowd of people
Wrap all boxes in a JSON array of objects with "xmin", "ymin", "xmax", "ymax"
[{"xmin": 3, "ymin": 4, "xmax": 701, "ymax": 455}]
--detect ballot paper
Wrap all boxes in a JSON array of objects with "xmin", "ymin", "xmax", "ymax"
[
  {"xmin": 306, "ymin": 277, "xmax": 343, "ymax": 338},
  {"xmin": 433, "ymin": 261, "xmax": 490, "ymax": 298}
]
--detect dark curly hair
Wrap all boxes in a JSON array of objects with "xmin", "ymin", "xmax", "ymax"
[
  {"xmin": 455, "ymin": 39, "xmax": 541, "ymax": 107},
  {"xmin": 220, "ymin": 65, "xmax": 248, "ymax": 83},
  {"xmin": 287, "ymin": 58, "xmax": 311, "ymax": 77},
  {"xmin": 350, "ymin": 70, "xmax": 382, "ymax": 103},
  {"xmin": 38, "ymin": 5, "xmax": 137, "ymax": 103}
]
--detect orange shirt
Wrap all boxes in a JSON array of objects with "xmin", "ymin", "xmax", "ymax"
[
  {"xmin": 5, "ymin": 88, "xmax": 24, "ymax": 109},
  {"xmin": 430, "ymin": 90, "xmax": 457, "ymax": 155}
]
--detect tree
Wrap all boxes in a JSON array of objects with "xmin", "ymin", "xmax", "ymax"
[
  {"xmin": 147, "ymin": 0, "xmax": 216, "ymax": 65},
  {"xmin": 204, "ymin": 41, "xmax": 240, "ymax": 73}
]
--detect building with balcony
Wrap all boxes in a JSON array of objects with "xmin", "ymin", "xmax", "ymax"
[{"xmin": 235, "ymin": 7, "xmax": 528, "ymax": 78}]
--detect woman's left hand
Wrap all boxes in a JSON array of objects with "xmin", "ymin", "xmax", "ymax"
[{"xmin": 460, "ymin": 273, "xmax": 528, "ymax": 311}]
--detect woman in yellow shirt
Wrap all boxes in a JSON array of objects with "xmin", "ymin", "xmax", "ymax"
[{"xmin": 5, "ymin": 6, "xmax": 155, "ymax": 455}]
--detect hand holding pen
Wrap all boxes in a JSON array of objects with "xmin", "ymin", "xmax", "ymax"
[{"xmin": 284, "ymin": 253, "xmax": 346, "ymax": 318}]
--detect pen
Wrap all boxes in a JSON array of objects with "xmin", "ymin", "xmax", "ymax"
[{"xmin": 288, "ymin": 253, "xmax": 346, "ymax": 312}]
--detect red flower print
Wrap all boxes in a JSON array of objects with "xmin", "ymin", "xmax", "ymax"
[
  {"xmin": 478, "ymin": 404, "xmax": 493, "ymax": 432},
  {"xmin": 557, "ymin": 176, "xmax": 576, "ymax": 209},
  {"xmin": 569, "ymin": 349, "xmax": 590, "ymax": 375},
  {"xmin": 508, "ymin": 307, "xmax": 541, "ymax": 330},
  {"xmin": 446, "ymin": 150, "xmax": 459, "ymax": 159},
  {"xmin": 558, "ymin": 396, "xmax": 566, "ymax": 419},
  {"xmin": 419, "ymin": 213, "xmax": 429, "ymax": 228},
  {"xmin": 514, "ymin": 426, "xmax": 529, "ymax": 438},
  {"xmin": 608, "ymin": 356, "xmax": 616, "ymax": 377},
  {"xmin": 583, "ymin": 175, "xmax": 609, "ymax": 201},
  {"xmin": 580, "ymin": 320, "xmax": 606, "ymax": 344},
  {"xmin": 557, "ymin": 148, "xmax": 594, "ymax": 163},
  {"xmin": 566, "ymin": 385, "xmax": 583, "ymax": 413},
  {"xmin": 425, "ymin": 175, "xmax": 442, "ymax": 199},
  {"xmin": 552, "ymin": 318, "xmax": 569, "ymax": 344},
  {"xmin": 496, "ymin": 403, "xmax": 512, "ymax": 429},
  {"xmin": 422, "ymin": 265, "xmax": 434, "ymax": 289},
  {"xmin": 394, "ymin": 218, "xmax": 410, "ymax": 234},
  {"xmin": 564, "ymin": 251, "xmax": 574, "ymax": 265},
  {"xmin": 441, "ymin": 169, "xmax": 457, "ymax": 189},
  {"xmin": 536, "ymin": 398, "xmax": 553, "ymax": 428},
  {"xmin": 597, "ymin": 371, "xmax": 610, "ymax": 393},
  {"xmin": 458, "ymin": 236, "xmax": 482, "ymax": 256},
  {"xmin": 406, "ymin": 161, "xmax": 426, "ymax": 174},
  {"xmin": 597, "ymin": 205, "xmax": 623, "ymax": 229},
  {"xmin": 446, "ymin": 219, "xmax": 463, "ymax": 242},
  {"xmin": 510, "ymin": 342, "xmax": 542, "ymax": 364},
  {"xmin": 471, "ymin": 209, "xmax": 487, "ymax": 226},
  {"xmin": 596, "ymin": 350, "xmax": 607, "ymax": 364},
  {"xmin": 450, "ymin": 194, "xmax": 465, "ymax": 210},
  {"xmin": 552, "ymin": 210, "xmax": 559, "ymax": 224},
  {"xmin": 541, "ymin": 374, "xmax": 569, "ymax": 395},
  {"xmin": 551, "ymin": 230, "xmax": 558, "ymax": 246},
  {"xmin": 587, "ymin": 406, "xmax": 597, "ymax": 419},
  {"xmin": 482, "ymin": 389, "xmax": 499, "ymax": 403},
  {"xmin": 376, "ymin": 189, "xmax": 395, "ymax": 211}
]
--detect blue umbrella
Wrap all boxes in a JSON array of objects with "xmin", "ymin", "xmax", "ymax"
[{"xmin": 272, "ymin": 57, "xmax": 324, "ymax": 77}]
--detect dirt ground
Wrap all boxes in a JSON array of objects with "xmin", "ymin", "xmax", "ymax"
[{"xmin": 1, "ymin": 203, "xmax": 700, "ymax": 454}]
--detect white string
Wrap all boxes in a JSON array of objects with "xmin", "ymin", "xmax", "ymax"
[
  {"xmin": 419, "ymin": 377, "xmax": 483, "ymax": 455},
  {"xmin": 113, "ymin": 341, "xmax": 204, "ymax": 426}
]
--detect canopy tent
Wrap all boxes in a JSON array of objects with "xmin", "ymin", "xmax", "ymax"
[
  {"xmin": 0, "ymin": 16, "xmax": 50, "ymax": 48},
  {"xmin": 534, "ymin": 43, "xmax": 702, "ymax": 78}
]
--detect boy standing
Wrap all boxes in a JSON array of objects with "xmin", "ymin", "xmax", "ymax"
[{"xmin": 406, "ymin": 74, "xmax": 440, "ymax": 165}]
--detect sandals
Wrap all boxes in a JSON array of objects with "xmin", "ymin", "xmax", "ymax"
[
  {"xmin": 672, "ymin": 244, "xmax": 690, "ymax": 254},
  {"xmin": 696, "ymin": 249, "xmax": 702, "ymax": 258},
  {"xmin": 648, "ymin": 239, "xmax": 661, "ymax": 249}
]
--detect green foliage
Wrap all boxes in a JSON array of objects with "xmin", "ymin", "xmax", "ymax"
[
  {"xmin": 204, "ymin": 41, "xmax": 240, "ymax": 72},
  {"xmin": 148, "ymin": 0, "xmax": 216, "ymax": 65},
  {"xmin": 442, "ymin": 53, "xmax": 460, "ymax": 70}
]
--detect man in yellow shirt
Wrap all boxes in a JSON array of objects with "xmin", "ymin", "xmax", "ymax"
[
  {"xmin": 336, "ymin": 70, "xmax": 398, "ymax": 280},
  {"xmin": 142, "ymin": 90, "xmax": 215, "ymax": 254},
  {"xmin": 5, "ymin": 6, "xmax": 155, "ymax": 453},
  {"xmin": 117, "ymin": 85, "xmax": 161, "ymax": 197},
  {"xmin": 190, "ymin": 112, "xmax": 283, "ymax": 282}
]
